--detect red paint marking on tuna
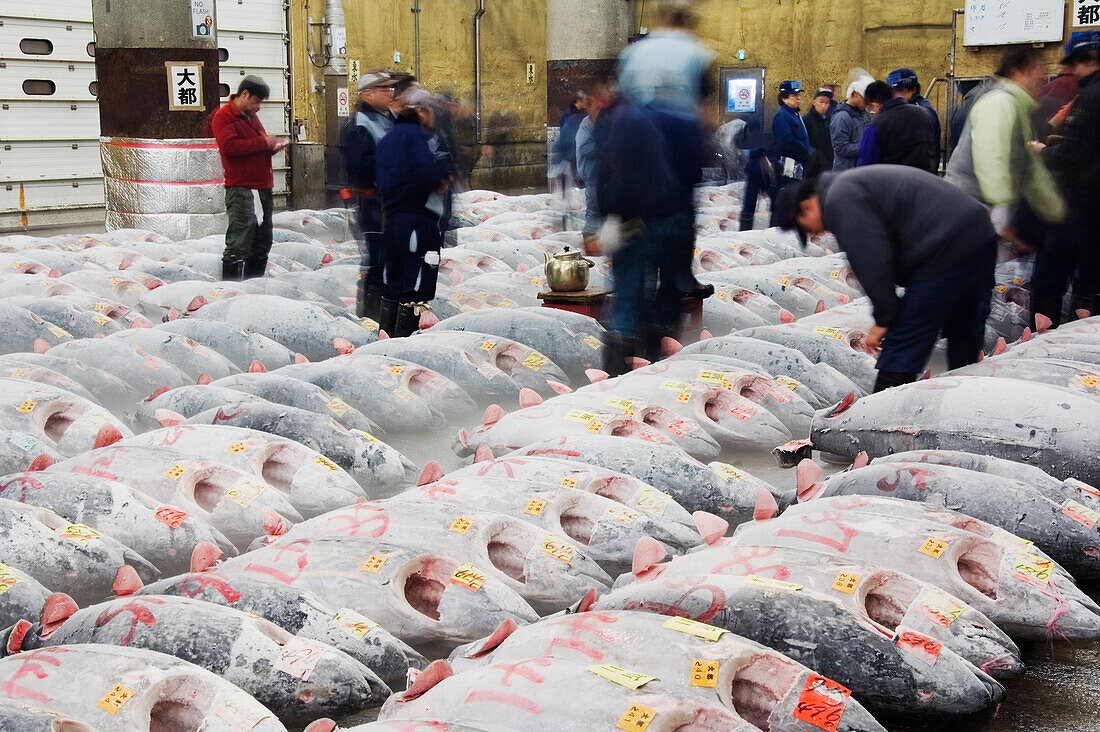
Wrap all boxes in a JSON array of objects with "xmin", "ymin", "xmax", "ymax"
[
  {"xmin": 177, "ymin": 572, "xmax": 243, "ymax": 603},
  {"xmin": 213, "ymin": 406, "xmax": 245, "ymax": 424},
  {"xmin": 0, "ymin": 648, "xmax": 67, "ymax": 704},
  {"xmin": 328, "ymin": 503, "xmax": 389, "ymax": 538},
  {"xmin": 0, "ymin": 474, "xmax": 42, "ymax": 502},
  {"xmin": 494, "ymin": 657, "xmax": 553, "ymax": 687},
  {"xmin": 95, "ymin": 596, "xmax": 165, "ymax": 645},
  {"xmin": 546, "ymin": 613, "xmax": 619, "ymax": 661},
  {"xmin": 463, "ymin": 689, "xmax": 544, "ymax": 714},
  {"xmin": 657, "ymin": 576, "xmax": 729, "ymax": 622},
  {"xmin": 776, "ymin": 513, "xmax": 858, "ymax": 553},
  {"xmin": 70, "ymin": 453, "xmax": 120, "ymax": 482}
]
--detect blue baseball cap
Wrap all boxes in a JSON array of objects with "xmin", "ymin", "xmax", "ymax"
[
  {"xmin": 887, "ymin": 68, "xmax": 919, "ymax": 88},
  {"xmin": 779, "ymin": 80, "xmax": 802, "ymax": 96},
  {"xmin": 1062, "ymin": 31, "xmax": 1100, "ymax": 64}
]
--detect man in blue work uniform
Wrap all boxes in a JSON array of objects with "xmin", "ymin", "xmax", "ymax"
[
  {"xmin": 858, "ymin": 81, "xmax": 937, "ymax": 173},
  {"xmin": 740, "ymin": 80, "xmax": 811, "ymax": 230},
  {"xmin": 888, "ymin": 68, "xmax": 941, "ymax": 168},
  {"xmin": 345, "ymin": 70, "xmax": 396, "ymax": 321}
]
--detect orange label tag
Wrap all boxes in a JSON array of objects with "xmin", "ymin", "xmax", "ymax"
[
  {"xmin": 607, "ymin": 506, "xmax": 640, "ymax": 526},
  {"xmin": 165, "ymin": 464, "xmax": 187, "ymax": 480},
  {"xmin": 227, "ymin": 441, "xmax": 248, "ymax": 454},
  {"xmin": 16, "ymin": 400, "xmax": 35, "ymax": 414},
  {"xmin": 690, "ymin": 659, "xmax": 719, "ymax": 688},
  {"xmin": 361, "ymin": 554, "xmax": 388, "ymax": 573},
  {"xmin": 59, "ymin": 524, "xmax": 101, "ymax": 546},
  {"xmin": 97, "ymin": 684, "xmax": 135, "ymax": 714},
  {"xmin": 1062, "ymin": 499, "xmax": 1100, "ymax": 529},
  {"xmin": 315, "ymin": 455, "xmax": 340, "ymax": 472},
  {"xmin": 792, "ymin": 674, "xmax": 850, "ymax": 732},
  {"xmin": 155, "ymin": 506, "xmax": 189, "ymax": 529},
  {"xmin": 450, "ymin": 516, "xmax": 474, "ymax": 534},
  {"xmin": 1012, "ymin": 551, "xmax": 1053, "ymax": 586},
  {"xmin": 542, "ymin": 533, "xmax": 574, "ymax": 563},
  {"xmin": 525, "ymin": 499, "xmax": 546, "ymax": 516},
  {"xmin": 617, "ymin": 704, "xmax": 657, "ymax": 731},
  {"xmin": 915, "ymin": 588, "xmax": 964, "ymax": 628},
  {"xmin": 918, "ymin": 537, "xmax": 948, "ymax": 558},
  {"xmin": 728, "ymin": 403, "xmax": 758, "ymax": 421},
  {"xmin": 450, "ymin": 562, "xmax": 486, "ymax": 591},
  {"xmin": 831, "ymin": 571, "xmax": 860, "ymax": 594},
  {"xmin": 896, "ymin": 631, "xmax": 942, "ymax": 666},
  {"xmin": 561, "ymin": 477, "xmax": 578, "ymax": 488}
]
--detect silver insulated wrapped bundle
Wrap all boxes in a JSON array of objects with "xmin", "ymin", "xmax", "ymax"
[{"xmin": 102, "ymin": 137, "xmax": 227, "ymax": 240}]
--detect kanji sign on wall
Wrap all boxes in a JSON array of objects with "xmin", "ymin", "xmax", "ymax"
[
  {"xmin": 1075, "ymin": 0, "xmax": 1100, "ymax": 27},
  {"xmin": 166, "ymin": 62, "xmax": 204, "ymax": 111}
]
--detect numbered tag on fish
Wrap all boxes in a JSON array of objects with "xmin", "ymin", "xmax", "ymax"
[
  {"xmin": 587, "ymin": 664, "xmax": 658, "ymax": 690},
  {"xmin": 666, "ymin": 418, "xmax": 697, "ymax": 437},
  {"xmin": 326, "ymin": 399, "xmax": 350, "ymax": 417},
  {"xmin": 450, "ymin": 563, "xmax": 486, "ymax": 591},
  {"xmin": 154, "ymin": 506, "xmax": 189, "ymax": 529},
  {"xmin": 663, "ymin": 616, "xmax": 727, "ymax": 642},
  {"xmin": 449, "ymin": 516, "xmax": 474, "ymax": 534},
  {"xmin": 274, "ymin": 637, "xmax": 327, "ymax": 681},
  {"xmin": 918, "ymin": 536, "xmax": 949, "ymax": 558},
  {"xmin": 560, "ymin": 476, "xmax": 578, "ymax": 488},
  {"xmin": 315, "ymin": 455, "xmax": 340, "ymax": 472},
  {"xmin": 1012, "ymin": 551, "xmax": 1053, "ymax": 586},
  {"xmin": 215, "ymin": 693, "xmax": 269, "ymax": 730},
  {"xmin": 695, "ymin": 369, "xmax": 728, "ymax": 385},
  {"xmin": 360, "ymin": 318, "xmax": 379, "ymax": 332},
  {"xmin": 915, "ymin": 587, "xmax": 964, "ymax": 628},
  {"xmin": 48, "ymin": 326, "xmax": 70, "ymax": 339},
  {"xmin": 895, "ymin": 631, "xmax": 941, "ymax": 667},
  {"xmin": 584, "ymin": 335, "xmax": 603, "ymax": 350},
  {"xmin": 93, "ymin": 314, "xmax": 112, "ymax": 326},
  {"xmin": 480, "ymin": 339, "xmax": 496, "ymax": 351},
  {"xmin": 606, "ymin": 505, "xmax": 640, "ymax": 526},
  {"xmin": 16, "ymin": 400, "xmax": 35, "ymax": 414},
  {"xmin": 97, "ymin": 684, "xmax": 136, "ymax": 714},
  {"xmin": 728, "ymin": 402, "xmax": 758, "ymax": 421},
  {"xmin": 59, "ymin": 524, "xmax": 101, "ymax": 546},
  {"xmin": 1062, "ymin": 499, "xmax": 1100, "ymax": 529},
  {"xmin": 333, "ymin": 608, "xmax": 378, "ymax": 638},
  {"xmin": 745, "ymin": 575, "xmax": 803, "ymax": 592},
  {"xmin": 393, "ymin": 386, "xmax": 414, "ymax": 401},
  {"xmin": 564, "ymin": 409, "xmax": 598, "ymax": 425},
  {"xmin": 225, "ymin": 480, "xmax": 266, "ymax": 508},
  {"xmin": 361, "ymin": 554, "xmax": 389, "ymax": 573},
  {"xmin": 603, "ymin": 397, "xmax": 637, "ymax": 417},
  {"xmin": 1066, "ymin": 477, "xmax": 1100, "ymax": 501},
  {"xmin": 617, "ymin": 704, "xmax": 658, "ymax": 731},
  {"xmin": 690, "ymin": 659, "xmax": 720, "ymax": 688},
  {"xmin": 0, "ymin": 564, "xmax": 22, "ymax": 595},
  {"xmin": 522, "ymin": 353, "xmax": 547, "ymax": 371},
  {"xmin": 636, "ymin": 489, "xmax": 670, "ymax": 517},
  {"xmin": 525, "ymin": 499, "xmax": 546, "ymax": 516},
  {"xmin": 813, "ymin": 327, "xmax": 845, "ymax": 341},
  {"xmin": 541, "ymin": 534, "xmax": 575, "ymax": 563},
  {"xmin": 792, "ymin": 673, "xmax": 850, "ymax": 732},
  {"xmin": 831, "ymin": 571, "xmax": 860, "ymax": 594},
  {"xmin": 227, "ymin": 441, "xmax": 249, "ymax": 454},
  {"xmin": 165, "ymin": 464, "xmax": 187, "ymax": 480},
  {"xmin": 711, "ymin": 462, "xmax": 744, "ymax": 483}
]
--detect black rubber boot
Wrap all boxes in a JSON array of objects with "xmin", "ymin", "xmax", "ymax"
[
  {"xmin": 602, "ymin": 333, "xmax": 638, "ymax": 377},
  {"xmin": 358, "ymin": 283, "xmax": 383, "ymax": 321},
  {"xmin": 873, "ymin": 370, "xmax": 917, "ymax": 393},
  {"xmin": 739, "ymin": 214, "xmax": 756, "ymax": 232},
  {"xmin": 642, "ymin": 326, "xmax": 677, "ymax": 364},
  {"xmin": 221, "ymin": 259, "xmax": 245, "ymax": 282},
  {"xmin": 393, "ymin": 303, "xmax": 420, "ymax": 338},
  {"xmin": 945, "ymin": 335, "xmax": 981, "ymax": 371},
  {"xmin": 378, "ymin": 297, "xmax": 399, "ymax": 337},
  {"xmin": 243, "ymin": 256, "xmax": 267, "ymax": 279}
]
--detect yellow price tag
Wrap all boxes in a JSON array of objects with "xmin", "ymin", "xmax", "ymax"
[
  {"xmin": 326, "ymin": 399, "xmax": 350, "ymax": 416},
  {"xmin": 333, "ymin": 608, "xmax": 378, "ymax": 637},
  {"xmin": 1062, "ymin": 499, "xmax": 1100, "ymax": 529},
  {"xmin": 584, "ymin": 335, "xmax": 603, "ymax": 350},
  {"xmin": 916, "ymin": 587, "xmax": 965, "ymax": 628},
  {"xmin": 586, "ymin": 664, "xmax": 658, "ymax": 690},
  {"xmin": 690, "ymin": 659, "xmax": 720, "ymax": 688},
  {"xmin": 480, "ymin": 340, "xmax": 496, "ymax": 351},
  {"xmin": 165, "ymin": 465, "xmax": 187, "ymax": 480},
  {"xmin": 745, "ymin": 575, "xmax": 803, "ymax": 592},
  {"xmin": 225, "ymin": 480, "xmax": 265, "ymax": 507},
  {"xmin": 831, "ymin": 571, "xmax": 860, "ymax": 594},
  {"xmin": 522, "ymin": 353, "xmax": 547, "ymax": 371},
  {"xmin": 918, "ymin": 537, "xmax": 949, "ymax": 558},
  {"xmin": 97, "ymin": 684, "xmax": 135, "ymax": 714},
  {"xmin": 361, "ymin": 554, "xmax": 388, "ymax": 573},
  {"xmin": 1082, "ymin": 375, "xmax": 1100, "ymax": 389},
  {"xmin": 450, "ymin": 563, "xmax": 486, "ymax": 591},
  {"xmin": 227, "ymin": 441, "xmax": 249, "ymax": 454},
  {"xmin": 813, "ymin": 326, "xmax": 845, "ymax": 341},
  {"xmin": 16, "ymin": 400, "xmax": 35, "ymax": 414},
  {"xmin": 59, "ymin": 524, "xmax": 101, "ymax": 546},
  {"xmin": 1013, "ymin": 551, "xmax": 1053, "ymax": 586},
  {"xmin": 541, "ymin": 533, "xmax": 574, "ymax": 563},
  {"xmin": 525, "ymin": 499, "xmax": 546, "ymax": 516},
  {"xmin": 663, "ymin": 616, "xmax": 727, "ymax": 642},
  {"xmin": 0, "ymin": 564, "xmax": 22, "ymax": 595},
  {"xmin": 617, "ymin": 704, "xmax": 657, "ymax": 731}
]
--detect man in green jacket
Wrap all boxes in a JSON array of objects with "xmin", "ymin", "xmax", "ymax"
[{"xmin": 945, "ymin": 48, "xmax": 1065, "ymax": 243}]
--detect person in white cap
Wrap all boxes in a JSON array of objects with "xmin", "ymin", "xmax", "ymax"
[
  {"xmin": 830, "ymin": 74, "xmax": 873, "ymax": 171},
  {"xmin": 346, "ymin": 70, "xmax": 396, "ymax": 320}
]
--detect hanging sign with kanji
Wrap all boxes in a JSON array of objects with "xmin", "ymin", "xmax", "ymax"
[{"xmin": 166, "ymin": 62, "xmax": 204, "ymax": 111}]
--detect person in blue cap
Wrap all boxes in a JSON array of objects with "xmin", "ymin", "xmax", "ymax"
[
  {"xmin": 739, "ymin": 80, "xmax": 810, "ymax": 230},
  {"xmin": 1041, "ymin": 30, "xmax": 1100, "ymax": 321},
  {"xmin": 858, "ymin": 81, "xmax": 937, "ymax": 173},
  {"xmin": 888, "ymin": 68, "xmax": 941, "ymax": 165}
]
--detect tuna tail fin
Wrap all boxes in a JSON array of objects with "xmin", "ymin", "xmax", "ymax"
[
  {"xmin": 1019, "ymin": 327, "xmax": 1033, "ymax": 343},
  {"xmin": 40, "ymin": 593, "xmax": 78, "ymax": 635},
  {"xmin": 196, "ymin": 373, "xmax": 212, "ymax": 385},
  {"xmin": 585, "ymin": 368, "xmax": 610, "ymax": 383},
  {"xmin": 248, "ymin": 360, "xmax": 267, "ymax": 373},
  {"xmin": 262, "ymin": 508, "xmax": 288, "ymax": 537},
  {"xmin": 814, "ymin": 300, "xmax": 826, "ymax": 314},
  {"xmin": 519, "ymin": 388, "xmax": 543, "ymax": 408},
  {"xmin": 401, "ymin": 660, "xmax": 453, "ymax": 701},
  {"xmin": 418, "ymin": 461, "xmax": 445, "ymax": 486},
  {"xmin": 155, "ymin": 409, "xmax": 186, "ymax": 428},
  {"xmin": 93, "ymin": 424, "xmax": 123, "ymax": 449},
  {"xmin": 419, "ymin": 310, "xmax": 440, "ymax": 329},
  {"xmin": 26, "ymin": 454, "xmax": 53, "ymax": 471},
  {"xmin": 699, "ymin": 329, "xmax": 713, "ymax": 340},
  {"xmin": 333, "ymin": 337, "xmax": 355, "ymax": 355},
  {"xmin": 304, "ymin": 720, "xmax": 337, "ymax": 732},
  {"xmin": 474, "ymin": 443, "xmax": 494, "ymax": 463},
  {"xmin": 632, "ymin": 536, "xmax": 668, "ymax": 581},
  {"xmin": 852, "ymin": 451, "xmax": 870, "ymax": 469},
  {"xmin": 113, "ymin": 565, "xmax": 144, "ymax": 597},
  {"xmin": 796, "ymin": 459, "xmax": 824, "ymax": 502},
  {"xmin": 662, "ymin": 337, "xmax": 683, "ymax": 357},
  {"xmin": 547, "ymin": 380, "xmax": 572, "ymax": 394},
  {"xmin": 693, "ymin": 511, "xmax": 729, "ymax": 546},
  {"xmin": 779, "ymin": 309, "xmax": 795, "ymax": 323},
  {"xmin": 572, "ymin": 588, "xmax": 599, "ymax": 613},
  {"xmin": 482, "ymin": 404, "xmax": 505, "ymax": 427},
  {"xmin": 4, "ymin": 619, "xmax": 34, "ymax": 655},
  {"xmin": 190, "ymin": 541, "xmax": 224, "ymax": 573},
  {"xmin": 32, "ymin": 339, "xmax": 50, "ymax": 354},
  {"xmin": 462, "ymin": 619, "xmax": 521, "ymax": 660},
  {"xmin": 1035, "ymin": 313, "xmax": 1053, "ymax": 334},
  {"xmin": 754, "ymin": 485, "xmax": 779, "ymax": 521},
  {"xmin": 628, "ymin": 357, "xmax": 650, "ymax": 370},
  {"xmin": 1077, "ymin": 308, "xmax": 1092, "ymax": 319},
  {"xmin": 993, "ymin": 337, "xmax": 1007, "ymax": 355}
]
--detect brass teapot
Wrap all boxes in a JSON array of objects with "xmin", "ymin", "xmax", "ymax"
[{"xmin": 544, "ymin": 247, "xmax": 595, "ymax": 292}]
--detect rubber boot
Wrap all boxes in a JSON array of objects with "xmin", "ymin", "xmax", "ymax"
[
  {"xmin": 243, "ymin": 255, "xmax": 267, "ymax": 279},
  {"xmin": 393, "ymin": 303, "xmax": 420, "ymax": 338},
  {"xmin": 602, "ymin": 333, "xmax": 637, "ymax": 377},
  {"xmin": 642, "ymin": 326, "xmax": 677, "ymax": 364},
  {"xmin": 378, "ymin": 297, "xmax": 399, "ymax": 337},
  {"xmin": 221, "ymin": 259, "xmax": 245, "ymax": 282},
  {"xmin": 358, "ymin": 282, "xmax": 383, "ymax": 321},
  {"xmin": 945, "ymin": 335, "xmax": 981, "ymax": 371},
  {"xmin": 739, "ymin": 214, "xmax": 756, "ymax": 232},
  {"xmin": 872, "ymin": 370, "xmax": 916, "ymax": 393}
]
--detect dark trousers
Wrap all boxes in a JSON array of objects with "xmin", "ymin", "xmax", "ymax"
[
  {"xmin": 609, "ymin": 214, "xmax": 681, "ymax": 340},
  {"xmin": 357, "ymin": 194, "xmax": 385, "ymax": 288},
  {"xmin": 383, "ymin": 210, "xmax": 442, "ymax": 304},
  {"xmin": 223, "ymin": 186, "xmax": 273, "ymax": 265},
  {"xmin": 874, "ymin": 239, "xmax": 996, "ymax": 388},
  {"xmin": 740, "ymin": 153, "xmax": 779, "ymax": 229},
  {"xmin": 1031, "ymin": 189, "xmax": 1099, "ymax": 326}
]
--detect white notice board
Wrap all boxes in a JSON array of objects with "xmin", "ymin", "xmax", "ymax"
[{"xmin": 963, "ymin": 0, "xmax": 1065, "ymax": 46}]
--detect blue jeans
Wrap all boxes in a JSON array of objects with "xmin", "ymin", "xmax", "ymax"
[{"xmin": 876, "ymin": 239, "xmax": 996, "ymax": 376}]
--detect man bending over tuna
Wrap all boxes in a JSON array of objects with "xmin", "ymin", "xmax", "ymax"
[{"xmin": 776, "ymin": 164, "xmax": 996, "ymax": 392}]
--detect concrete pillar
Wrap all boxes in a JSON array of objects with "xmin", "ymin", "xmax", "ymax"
[
  {"xmin": 546, "ymin": 0, "xmax": 632, "ymax": 126},
  {"xmin": 91, "ymin": 0, "xmax": 224, "ymax": 238}
]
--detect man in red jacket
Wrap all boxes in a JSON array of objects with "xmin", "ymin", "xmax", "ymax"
[{"xmin": 210, "ymin": 76, "xmax": 288, "ymax": 280}]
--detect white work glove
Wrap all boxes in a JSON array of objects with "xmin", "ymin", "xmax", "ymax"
[
  {"xmin": 990, "ymin": 206, "xmax": 1010, "ymax": 237},
  {"xmin": 782, "ymin": 157, "xmax": 797, "ymax": 178},
  {"xmin": 598, "ymin": 215, "xmax": 623, "ymax": 256}
]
